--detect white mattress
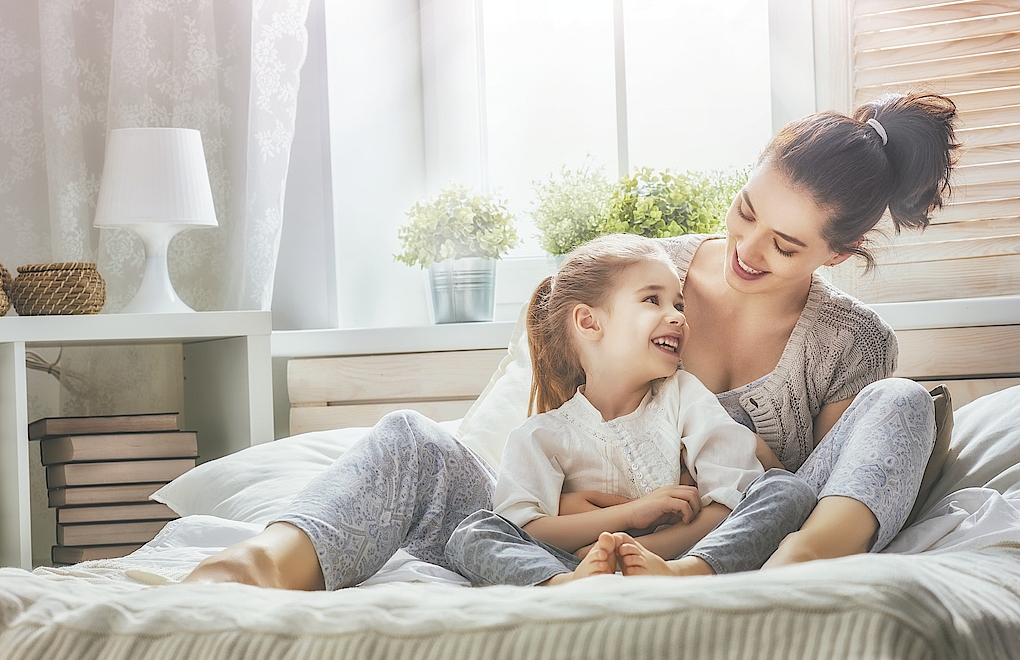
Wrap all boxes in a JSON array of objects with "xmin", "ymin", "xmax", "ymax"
[{"xmin": 3, "ymin": 386, "xmax": 1020, "ymax": 660}]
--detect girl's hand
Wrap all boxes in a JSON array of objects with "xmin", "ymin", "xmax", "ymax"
[
  {"xmin": 626, "ymin": 485, "xmax": 701, "ymax": 530},
  {"xmin": 559, "ymin": 490, "xmax": 632, "ymax": 516}
]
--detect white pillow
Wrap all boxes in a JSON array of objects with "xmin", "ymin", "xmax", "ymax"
[
  {"xmin": 455, "ymin": 305, "xmax": 533, "ymax": 469},
  {"xmin": 152, "ymin": 421, "xmax": 460, "ymax": 524},
  {"xmin": 918, "ymin": 383, "xmax": 1020, "ymax": 512}
]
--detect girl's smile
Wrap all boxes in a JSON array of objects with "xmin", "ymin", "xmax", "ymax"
[{"xmin": 593, "ymin": 259, "xmax": 688, "ymax": 382}]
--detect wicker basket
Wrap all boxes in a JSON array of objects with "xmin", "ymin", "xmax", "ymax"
[
  {"xmin": 0, "ymin": 263, "xmax": 10, "ymax": 316},
  {"xmin": 10, "ymin": 262, "xmax": 106, "ymax": 315}
]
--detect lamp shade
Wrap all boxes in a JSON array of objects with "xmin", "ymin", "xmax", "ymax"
[{"xmin": 94, "ymin": 128, "xmax": 217, "ymax": 228}]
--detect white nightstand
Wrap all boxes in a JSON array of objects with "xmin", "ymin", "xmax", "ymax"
[{"xmin": 0, "ymin": 311, "xmax": 273, "ymax": 569}]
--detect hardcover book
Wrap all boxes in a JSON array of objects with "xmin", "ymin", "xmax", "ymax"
[
  {"xmin": 40, "ymin": 431, "xmax": 198, "ymax": 465},
  {"xmin": 56, "ymin": 520, "xmax": 169, "ymax": 547},
  {"xmin": 52, "ymin": 544, "xmax": 144, "ymax": 564},
  {"xmin": 46, "ymin": 459, "xmax": 195, "ymax": 489},
  {"xmin": 28, "ymin": 412, "xmax": 180, "ymax": 441},
  {"xmin": 56, "ymin": 502, "xmax": 178, "ymax": 525},
  {"xmin": 48, "ymin": 483, "xmax": 167, "ymax": 508}
]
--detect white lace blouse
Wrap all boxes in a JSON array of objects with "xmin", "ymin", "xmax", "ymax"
[{"xmin": 494, "ymin": 371, "xmax": 763, "ymax": 529}]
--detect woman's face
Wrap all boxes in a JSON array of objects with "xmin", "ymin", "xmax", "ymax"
[{"xmin": 722, "ymin": 162, "xmax": 851, "ymax": 295}]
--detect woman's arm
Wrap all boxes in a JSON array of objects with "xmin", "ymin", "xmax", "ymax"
[
  {"xmin": 754, "ymin": 433, "xmax": 785, "ymax": 470},
  {"xmin": 813, "ymin": 397, "xmax": 854, "ymax": 445}
]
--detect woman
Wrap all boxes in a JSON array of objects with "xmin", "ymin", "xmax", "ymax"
[{"xmin": 184, "ymin": 92, "xmax": 958, "ymax": 590}]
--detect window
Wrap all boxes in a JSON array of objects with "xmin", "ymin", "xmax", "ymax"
[
  {"xmin": 274, "ymin": 0, "xmax": 776, "ymax": 329},
  {"xmin": 822, "ymin": 0, "xmax": 1020, "ymax": 303}
]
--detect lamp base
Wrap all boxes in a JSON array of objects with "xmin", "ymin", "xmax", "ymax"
[{"xmin": 117, "ymin": 223, "xmax": 196, "ymax": 314}]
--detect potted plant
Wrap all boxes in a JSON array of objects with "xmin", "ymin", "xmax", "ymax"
[
  {"xmin": 531, "ymin": 159, "xmax": 613, "ymax": 257},
  {"xmin": 604, "ymin": 167, "xmax": 748, "ymax": 239},
  {"xmin": 395, "ymin": 184, "xmax": 519, "ymax": 323}
]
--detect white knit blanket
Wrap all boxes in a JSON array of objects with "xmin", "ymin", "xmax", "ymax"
[{"xmin": 2, "ymin": 540, "xmax": 1019, "ymax": 660}]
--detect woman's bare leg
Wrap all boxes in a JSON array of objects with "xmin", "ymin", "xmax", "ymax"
[
  {"xmin": 763, "ymin": 495, "xmax": 876, "ymax": 567},
  {"xmin": 183, "ymin": 522, "xmax": 324, "ymax": 590},
  {"xmin": 770, "ymin": 379, "xmax": 935, "ymax": 565}
]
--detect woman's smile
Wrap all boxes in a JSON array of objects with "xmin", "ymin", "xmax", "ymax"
[{"xmin": 731, "ymin": 247, "xmax": 768, "ymax": 281}]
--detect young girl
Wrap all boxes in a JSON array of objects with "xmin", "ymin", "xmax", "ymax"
[{"xmin": 444, "ymin": 234, "xmax": 817, "ymax": 586}]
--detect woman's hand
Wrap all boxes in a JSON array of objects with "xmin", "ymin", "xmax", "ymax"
[
  {"xmin": 625, "ymin": 485, "xmax": 701, "ymax": 530},
  {"xmin": 559, "ymin": 490, "xmax": 632, "ymax": 516}
]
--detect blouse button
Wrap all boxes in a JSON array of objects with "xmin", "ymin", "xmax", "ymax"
[
  {"xmin": 640, "ymin": 480, "xmax": 647, "ymax": 487},
  {"xmin": 635, "ymin": 472, "xmax": 643, "ymax": 479},
  {"xmin": 645, "ymin": 487, "xmax": 653, "ymax": 494}
]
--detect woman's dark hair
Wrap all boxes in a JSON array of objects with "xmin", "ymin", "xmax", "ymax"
[{"xmin": 760, "ymin": 92, "xmax": 959, "ymax": 268}]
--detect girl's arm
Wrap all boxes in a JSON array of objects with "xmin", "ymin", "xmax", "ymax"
[
  {"xmin": 615, "ymin": 502, "xmax": 730, "ymax": 560},
  {"xmin": 525, "ymin": 484, "xmax": 700, "ymax": 553},
  {"xmin": 572, "ymin": 502, "xmax": 731, "ymax": 560}
]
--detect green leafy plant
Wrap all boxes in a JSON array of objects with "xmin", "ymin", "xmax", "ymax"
[
  {"xmin": 395, "ymin": 184, "xmax": 520, "ymax": 268},
  {"xmin": 531, "ymin": 160, "xmax": 614, "ymax": 256},
  {"xmin": 604, "ymin": 167, "xmax": 748, "ymax": 239}
]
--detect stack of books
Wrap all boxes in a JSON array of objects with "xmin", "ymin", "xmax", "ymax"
[{"xmin": 29, "ymin": 412, "xmax": 197, "ymax": 565}]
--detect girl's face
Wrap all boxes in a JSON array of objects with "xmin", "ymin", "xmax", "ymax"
[
  {"xmin": 595, "ymin": 258, "xmax": 688, "ymax": 382},
  {"xmin": 723, "ymin": 163, "xmax": 851, "ymax": 295}
]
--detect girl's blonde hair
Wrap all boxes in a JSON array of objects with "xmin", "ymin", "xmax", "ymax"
[{"xmin": 527, "ymin": 234, "xmax": 676, "ymax": 415}]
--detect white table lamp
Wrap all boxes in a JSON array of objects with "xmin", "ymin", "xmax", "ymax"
[{"xmin": 94, "ymin": 127, "xmax": 218, "ymax": 313}]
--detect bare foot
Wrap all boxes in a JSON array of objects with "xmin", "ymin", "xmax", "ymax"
[
  {"xmin": 614, "ymin": 532, "xmax": 715, "ymax": 577},
  {"xmin": 543, "ymin": 532, "xmax": 619, "ymax": 586},
  {"xmin": 614, "ymin": 532, "xmax": 673, "ymax": 576}
]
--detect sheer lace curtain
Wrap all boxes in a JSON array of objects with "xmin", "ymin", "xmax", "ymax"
[{"xmin": 1, "ymin": 0, "xmax": 309, "ymax": 417}]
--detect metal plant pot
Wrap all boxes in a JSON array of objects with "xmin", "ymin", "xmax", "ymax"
[{"xmin": 428, "ymin": 257, "xmax": 496, "ymax": 323}]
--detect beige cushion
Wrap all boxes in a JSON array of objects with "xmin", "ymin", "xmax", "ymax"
[{"xmin": 904, "ymin": 384, "xmax": 953, "ymax": 528}]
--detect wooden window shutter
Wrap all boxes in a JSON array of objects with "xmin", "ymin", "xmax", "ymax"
[{"xmin": 826, "ymin": 0, "xmax": 1020, "ymax": 303}]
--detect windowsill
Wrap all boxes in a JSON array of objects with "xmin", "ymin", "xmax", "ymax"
[
  {"xmin": 870, "ymin": 295, "xmax": 1020, "ymax": 331},
  {"xmin": 271, "ymin": 321, "xmax": 516, "ymax": 358},
  {"xmin": 270, "ymin": 295, "xmax": 1020, "ymax": 359}
]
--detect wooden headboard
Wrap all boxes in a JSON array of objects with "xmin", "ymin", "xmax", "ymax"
[
  {"xmin": 895, "ymin": 324, "xmax": 1020, "ymax": 406},
  {"xmin": 284, "ymin": 316, "xmax": 1018, "ymax": 436},
  {"xmin": 287, "ymin": 349, "xmax": 505, "ymax": 435}
]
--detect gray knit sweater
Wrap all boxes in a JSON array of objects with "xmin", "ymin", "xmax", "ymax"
[{"xmin": 662, "ymin": 234, "xmax": 898, "ymax": 471}]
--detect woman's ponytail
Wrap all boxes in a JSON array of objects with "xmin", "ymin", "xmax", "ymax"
[{"xmin": 854, "ymin": 93, "xmax": 959, "ymax": 233}]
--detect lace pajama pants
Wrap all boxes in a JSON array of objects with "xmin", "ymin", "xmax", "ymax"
[{"xmin": 274, "ymin": 378, "xmax": 934, "ymax": 589}]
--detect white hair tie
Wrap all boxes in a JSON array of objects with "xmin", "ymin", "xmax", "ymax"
[{"xmin": 866, "ymin": 118, "xmax": 888, "ymax": 146}]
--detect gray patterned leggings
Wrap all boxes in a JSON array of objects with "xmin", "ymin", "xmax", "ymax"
[
  {"xmin": 445, "ymin": 468, "xmax": 818, "ymax": 586},
  {"xmin": 274, "ymin": 378, "xmax": 934, "ymax": 590},
  {"xmin": 796, "ymin": 377, "xmax": 936, "ymax": 552}
]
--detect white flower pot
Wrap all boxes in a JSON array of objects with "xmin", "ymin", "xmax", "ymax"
[{"xmin": 428, "ymin": 258, "xmax": 496, "ymax": 323}]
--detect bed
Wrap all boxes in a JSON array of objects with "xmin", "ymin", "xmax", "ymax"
[{"xmin": 3, "ymin": 314, "xmax": 1020, "ymax": 659}]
